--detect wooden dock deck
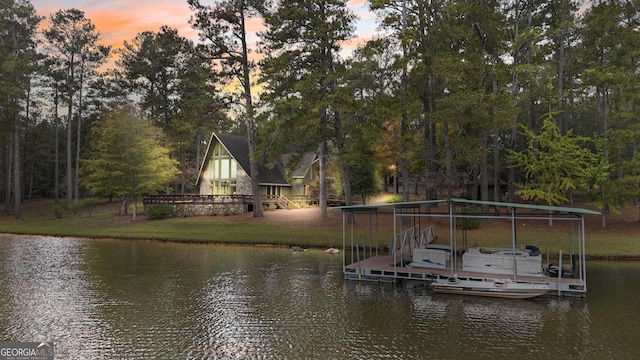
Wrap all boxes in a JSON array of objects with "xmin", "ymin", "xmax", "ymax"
[{"xmin": 344, "ymin": 255, "xmax": 586, "ymax": 296}]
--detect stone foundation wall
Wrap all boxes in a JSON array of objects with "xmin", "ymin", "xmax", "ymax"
[{"xmin": 145, "ymin": 203, "xmax": 247, "ymax": 217}]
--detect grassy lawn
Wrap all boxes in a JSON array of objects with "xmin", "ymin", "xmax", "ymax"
[
  {"xmin": 0, "ymin": 214, "xmax": 344, "ymax": 248},
  {"xmin": 1, "ymin": 198, "xmax": 639, "ymax": 258},
  {"xmin": 0, "ymin": 199, "xmax": 343, "ymax": 248},
  {"xmin": 454, "ymin": 228, "xmax": 639, "ymax": 259}
]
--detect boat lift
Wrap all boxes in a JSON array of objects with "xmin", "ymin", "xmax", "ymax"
[{"xmin": 339, "ymin": 198, "xmax": 600, "ymax": 297}]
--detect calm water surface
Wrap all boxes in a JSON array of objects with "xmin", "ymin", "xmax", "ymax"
[{"xmin": 0, "ymin": 234, "xmax": 638, "ymax": 359}]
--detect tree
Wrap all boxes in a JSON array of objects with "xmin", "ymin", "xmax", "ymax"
[
  {"xmin": 369, "ymin": 0, "xmax": 421, "ymax": 202},
  {"xmin": 348, "ymin": 141, "xmax": 379, "ymax": 204},
  {"xmin": 174, "ymin": 52, "xmax": 230, "ymax": 193},
  {"xmin": 119, "ymin": 27, "xmax": 187, "ymax": 138},
  {"xmin": 343, "ymin": 40, "xmax": 397, "ymax": 192},
  {"xmin": 509, "ymin": 114, "xmax": 599, "ymax": 206},
  {"xmin": 259, "ymin": 0, "xmax": 356, "ymax": 217},
  {"xmin": 42, "ymin": 56, "xmax": 67, "ymax": 204},
  {"xmin": 0, "ymin": 0, "xmax": 42, "ymax": 218},
  {"xmin": 189, "ymin": 0, "xmax": 265, "ymax": 217},
  {"xmin": 83, "ymin": 103, "xmax": 179, "ymax": 220},
  {"xmin": 43, "ymin": 8, "xmax": 110, "ymax": 210},
  {"xmin": 118, "ymin": 26, "xmax": 194, "ymax": 192},
  {"xmin": 580, "ymin": 1, "xmax": 640, "ymax": 226},
  {"xmin": 541, "ymin": 0, "xmax": 580, "ymax": 134},
  {"xmin": 369, "ymin": 0, "xmax": 515, "ymax": 209}
]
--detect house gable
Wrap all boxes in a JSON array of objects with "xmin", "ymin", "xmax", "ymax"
[
  {"xmin": 198, "ymin": 132, "xmax": 300, "ymax": 195},
  {"xmin": 280, "ymin": 152, "xmax": 318, "ymax": 197}
]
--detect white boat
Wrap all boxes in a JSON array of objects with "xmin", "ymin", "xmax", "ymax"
[
  {"xmin": 409, "ymin": 245, "xmax": 451, "ymax": 269},
  {"xmin": 431, "ymin": 276, "xmax": 550, "ymax": 299},
  {"xmin": 462, "ymin": 245, "xmax": 543, "ymax": 276}
]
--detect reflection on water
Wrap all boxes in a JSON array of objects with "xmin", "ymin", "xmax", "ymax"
[
  {"xmin": 0, "ymin": 234, "xmax": 638, "ymax": 359},
  {"xmin": 0, "ymin": 236, "xmax": 112, "ymax": 358}
]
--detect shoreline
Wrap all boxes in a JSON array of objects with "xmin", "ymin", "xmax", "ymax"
[
  {"xmin": 2, "ymin": 231, "xmax": 640, "ymax": 261},
  {"xmin": 1, "ymin": 198, "xmax": 640, "ymax": 258}
]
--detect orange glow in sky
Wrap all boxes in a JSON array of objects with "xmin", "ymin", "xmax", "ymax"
[{"xmin": 31, "ymin": 0, "xmax": 377, "ymax": 58}]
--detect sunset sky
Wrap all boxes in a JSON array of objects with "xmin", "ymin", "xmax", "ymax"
[{"xmin": 30, "ymin": 0, "xmax": 378, "ymax": 56}]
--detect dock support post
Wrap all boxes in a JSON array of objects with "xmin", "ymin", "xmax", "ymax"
[
  {"xmin": 357, "ymin": 243, "xmax": 361, "ymax": 281},
  {"xmin": 557, "ymin": 250, "xmax": 563, "ymax": 296}
]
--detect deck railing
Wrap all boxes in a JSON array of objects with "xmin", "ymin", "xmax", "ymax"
[
  {"xmin": 142, "ymin": 194, "xmax": 315, "ymax": 206},
  {"xmin": 142, "ymin": 194, "xmax": 253, "ymax": 205}
]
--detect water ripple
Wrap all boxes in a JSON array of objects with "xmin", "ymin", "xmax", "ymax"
[{"xmin": 1, "ymin": 237, "xmax": 639, "ymax": 359}]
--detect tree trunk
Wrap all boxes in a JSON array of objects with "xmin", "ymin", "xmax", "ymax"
[
  {"xmin": 28, "ymin": 162, "xmax": 33, "ymax": 201},
  {"xmin": 196, "ymin": 131, "xmax": 202, "ymax": 179},
  {"xmin": 423, "ymin": 74, "xmax": 438, "ymax": 202},
  {"xmin": 443, "ymin": 120, "xmax": 453, "ymax": 199},
  {"xmin": 180, "ymin": 146, "xmax": 186, "ymax": 193},
  {"xmin": 319, "ymin": 138, "xmax": 328, "ymax": 218},
  {"xmin": 54, "ymin": 86, "xmax": 60, "ymax": 203},
  {"xmin": 239, "ymin": 7, "xmax": 263, "ymax": 217},
  {"xmin": 247, "ymin": 124, "xmax": 262, "ymax": 216},
  {"xmin": 74, "ymin": 58, "xmax": 85, "ymax": 212},
  {"xmin": 480, "ymin": 132, "xmax": 489, "ymax": 214},
  {"xmin": 334, "ymin": 110, "xmax": 353, "ymax": 206},
  {"xmin": 556, "ymin": 25, "xmax": 567, "ymax": 134},
  {"xmin": 66, "ymin": 56, "xmax": 74, "ymax": 208},
  {"xmin": 132, "ymin": 195, "xmax": 137, "ymax": 221},
  {"xmin": 508, "ymin": 0, "xmax": 520, "ymax": 204},
  {"xmin": 492, "ymin": 56, "xmax": 501, "ymax": 213},
  {"xmin": 4, "ymin": 143, "xmax": 12, "ymax": 215},
  {"xmin": 121, "ymin": 195, "xmax": 128, "ymax": 215},
  {"xmin": 400, "ymin": 0, "xmax": 409, "ymax": 204},
  {"xmin": 13, "ymin": 111, "xmax": 21, "ymax": 219}
]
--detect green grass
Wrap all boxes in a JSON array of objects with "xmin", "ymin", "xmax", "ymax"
[
  {"xmin": 432, "ymin": 221, "xmax": 640, "ymax": 258},
  {"xmin": 0, "ymin": 215, "xmax": 344, "ymax": 248},
  {"xmin": 2, "ymin": 198, "xmax": 639, "ymax": 258},
  {"xmin": 452, "ymin": 229, "xmax": 633, "ymax": 258},
  {"xmin": 0, "ymin": 199, "xmax": 343, "ymax": 248}
]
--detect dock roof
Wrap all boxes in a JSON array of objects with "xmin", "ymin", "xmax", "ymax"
[{"xmin": 337, "ymin": 198, "xmax": 601, "ymax": 216}]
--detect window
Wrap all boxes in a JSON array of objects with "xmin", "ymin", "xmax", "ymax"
[
  {"xmin": 220, "ymin": 158, "xmax": 230, "ymax": 179},
  {"xmin": 209, "ymin": 143, "xmax": 238, "ymax": 194},
  {"xmin": 211, "ymin": 180, "xmax": 237, "ymax": 194},
  {"xmin": 266, "ymin": 186, "xmax": 280, "ymax": 196}
]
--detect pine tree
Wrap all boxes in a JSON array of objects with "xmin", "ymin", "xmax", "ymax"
[
  {"xmin": 43, "ymin": 8, "xmax": 109, "ymax": 210},
  {"xmin": 189, "ymin": 0, "xmax": 265, "ymax": 217},
  {"xmin": 0, "ymin": 0, "xmax": 42, "ymax": 218},
  {"xmin": 259, "ymin": 0, "xmax": 356, "ymax": 217}
]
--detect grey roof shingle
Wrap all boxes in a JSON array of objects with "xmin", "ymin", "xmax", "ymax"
[
  {"xmin": 213, "ymin": 132, "xmax": 289, "ymax": 186},
  {"xmin": 281, "ymin": 152, "xmax": 318, "ymax": 178}
]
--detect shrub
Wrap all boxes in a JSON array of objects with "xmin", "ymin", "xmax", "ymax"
[
  {"xmin": 384, "ymin": 195, "xmax": 404, "ymax": 203},
  {"xmin": 147, "ymin": 204, "xmax": 174, "ymax": 220},
  {"xmin": 458, "ymin": 191, "xmax": 472, "ymax": 200},
  {"xmin": 455, "ymin": 208, "xmax": 481, "ymax": 229},
  {"xmin": 53, "ymin": 203, "xmax": 66, "ymax": 219}
]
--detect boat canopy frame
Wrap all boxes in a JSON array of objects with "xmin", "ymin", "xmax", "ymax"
[{"xmin": 338, "ymin": 198, "xmax": 600, "ymax": 294}]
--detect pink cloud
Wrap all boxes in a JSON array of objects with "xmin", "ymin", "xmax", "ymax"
[
  {"xmin": 34, "ymin": 0, "xmax": 196, "ymax": 48},
  {"xmin": 32, "ymin": 0, "xmax": 377, "ymax": 59},
  {"xmin": 347, "ymin": 0, "xmax": 367, "ymax": 7}
]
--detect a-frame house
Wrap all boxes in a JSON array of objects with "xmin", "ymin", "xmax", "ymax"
[{"xmin": 197, "ymin": 132, "xmax": 318, "ymax": 202}]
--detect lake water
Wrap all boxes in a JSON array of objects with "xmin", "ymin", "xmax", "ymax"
[{"xmin": 0, "ymin": 234, "xmax": 638, "ymax": 359}]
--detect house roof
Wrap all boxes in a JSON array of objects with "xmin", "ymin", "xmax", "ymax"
[
  {"xmin": 281, "ymin": 152, "xmax": 318, "ymax": 179},
  {"xmin": 212, "ymin": 132, "xmax": 289, "ymax": 186},
  {"xmin": 196, "ymin": 131, "xmax": 318, "ymax": 187}
]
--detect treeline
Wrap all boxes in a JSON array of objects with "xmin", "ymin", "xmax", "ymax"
[{"xmin": 1, "ymin": 0, "xmax": 638, "ymax": 224}]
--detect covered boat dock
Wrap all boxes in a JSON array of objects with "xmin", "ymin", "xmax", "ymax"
[{"xmin": 339, "ymin": 199, "xmax": 600, "ymax": 297}]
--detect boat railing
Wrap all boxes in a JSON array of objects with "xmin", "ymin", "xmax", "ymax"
[
  {"xmin": 389, "ymin": 225, "xmax": 437, "ymax": 265},
  {"xmin": 389, "ymin": 225, "xmax": 416, "ymax": 256}
]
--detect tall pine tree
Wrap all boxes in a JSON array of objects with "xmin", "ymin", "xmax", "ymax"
[{"xmin": 259, "ymin": 0, "xmax": 356, "ymax": 217}]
